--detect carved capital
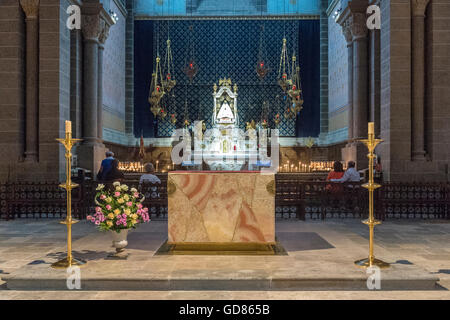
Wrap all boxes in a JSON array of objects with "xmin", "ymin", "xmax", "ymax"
[
  {"xmin": 342, "ymin": 20, "xmax": 353, "ymax": 44},
  {"xmin": 20, "ymin": 0, "xmax": 39, "ymax": 18},
  {"xmin": 411, "ymin": 0, "xmax": 430, "ymax": 16},
  {"xmin": 98, "ymin": 19, "xmax": 110, "ymax": 45},
  {"xmin": 82, "ymin": 14, "xmax": 101, "ymax": 42},
  {"xmin": 351, "ymin": 13, "xmax": 368, "ymax": 40}
]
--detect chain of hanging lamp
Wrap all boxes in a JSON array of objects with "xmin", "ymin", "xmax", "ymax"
[
  {"xmin": 288, "ymin": 53, "xmax": 303, "ymax": 114},
  {"xmin": 149, "ymin": 6, "xmax": 165, "ymax": 118}
]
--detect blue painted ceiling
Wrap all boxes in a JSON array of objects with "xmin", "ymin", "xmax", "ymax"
[{"xmin": 134, "ymin": 0, "xmax": 321, "ymax": 17}]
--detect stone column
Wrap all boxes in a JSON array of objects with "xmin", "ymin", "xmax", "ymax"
[
  {"xmin": 70, "ymin": 29, "xmax": 83, "ymax": 139},
  {"xmin": 351, "ymin": 12, "xmax": 369, "ymax": 141},
  {"xmin": 97, "ymin": 20, "xmax": 110, "ymax": 141},
  {"xmin": 343, "ymin": 20, "xmax": 354, "ymax": 142},
  {"xmin": 369, "ymin": 28, "xmax": 381, "ymax": 137},
  {"xmin": 81, "ymin": 14, "xmax": 100, "ymax": 145},
  {"xmin": 411, "ymin": 0, "xmax": 430, "ymax": 160},
  {"xmin": 77, "ymin": 4, "xmax": 106, "ymax": 176},
  {"xmin": 20, "ymin": 0, "xmax": 39, "ymax": 162},
  {"xmin": 319, "ymin": 0, "xmax": 329, "ymax": 142}
]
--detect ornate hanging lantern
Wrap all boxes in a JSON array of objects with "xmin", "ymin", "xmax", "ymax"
[
  {"xmin": 162, "ymin": 39, "xmax": 176, "ymax": 92},
  {"xmin": 277, "ymin": 38, "xmax": 292, "ymax": 92},
  {"xmin": 261, "ymin": 119, "xmax": 268, "ymax": 129},
  {"xmin": 259, "ymin": 101, "xmax": 269, "ymax": 129},
  {"xmin": 256, "ymin": 24, "xmax": 269, "ymax": 79},
  {"xmin": 149, "ymin": 56, "xmax": 165, "ymax": 117},
  {"xmin": 159, "ymin": 107, "xmax": 168, "ymax": 119},
  {"xmin": 288, "ymin": 55, "xmax": 304, "ymax": 114},
  {"xmin": 182, "ymin": 96, "xmax": 190, "ymax": 128},
  {"xmin": 184, "ymin": 60, "xmax": 198, "ymax": 82},
  {"xmin": 183, "ymin": 24, "xmax": 198, "ymax": 82},
  {"xmin": 170, "ymin": 113, "xmax": 177, "ymax": 125},
  {"xmin": 274, "ymin": 113, "xmax": 281, "ymax": 126},
  {"xmin": 284, "ymin": 107, "xmax": 295, "ymax": 120}
]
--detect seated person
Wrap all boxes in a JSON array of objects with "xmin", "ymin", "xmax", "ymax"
[
  {"xmin": 330, "ymin": 161, "xmax": 361, "ymax": 183},
  {"xmin": 326, "ymin": 161, "xmax": 345, "ymax": 192},
  {"xmin": 139, "ymin": 163, "xmax": 161, "ymax": 185},
  {"xmin": 103, "ymin": 159, "xmax": 124, "ymax": 183},
  {"xmin": 97, "ymin": 151, "xmax": 115, "ymax": 181}
]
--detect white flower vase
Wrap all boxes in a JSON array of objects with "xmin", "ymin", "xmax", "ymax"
[{"xmin": 109, "ymin": 229, "xmax": 129, "ymax": 259}]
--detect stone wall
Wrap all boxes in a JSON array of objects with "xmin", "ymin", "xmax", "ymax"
[
  {"xmin": 0, "ymin": 0, "xmax": 25, "ymax": 181},
  {"xmin": 378, "ymin": 0, "xmax": 449, "ymax": 182},
  {"xmin": 425, "ymin": 0, "xmax": 450, "ymax": 181},
  {"xmin": 124, "ymin": 0, "xmax": 134, "ymax": 137},
  {"xmin": 327, "ymin": 1, "xmax": 349, "ymax": 140},
  {"xmin": 0, "ymin": 0, "xmax": 71, "ymax": 182},
  {"xmin": 319, "ymin": 0, "xmax": 330, "ymax": 141},
  {"xmin": 102, "ymin": 0, "xmax": 126, "ymax": 137}
]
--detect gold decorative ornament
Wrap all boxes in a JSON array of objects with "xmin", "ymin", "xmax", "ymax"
[
  {"xmin": 305, "ymin": 136, "xmax": 315, "ymax": 148},
  {"xmin": 167, "ymin": 179, "xmax": 177, "ymax": 196},
  {"xmin": 266, "ymin": 180, "xmax": 275, "ymax": 195},
  {"xmin": 219, "ymin": 78, "xmax": 232, "ymax": 88},
  {"xmin": 354, "ymin": 122, "xmax": 390, "ymax": 269},
  {"xmin": 51, "ymin": 121, "xmax": 86, "ymax": 269},
  {"xmin": 246, "ymin": 120, "xmax": 256, "ymax": 131}
]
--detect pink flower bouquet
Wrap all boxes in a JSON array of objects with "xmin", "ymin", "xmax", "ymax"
[{"xmin": 88, "ymin": 182, "xmax": 150, "ymax": 233}]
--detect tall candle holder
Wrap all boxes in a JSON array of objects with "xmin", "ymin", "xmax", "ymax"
[
  {"xmin": 354, "ymin": 122, "xmax": 390, "ymax": 269},
  {"xmin": 51, "ymin": 121, "xmax": 86, "ymax": 269}
]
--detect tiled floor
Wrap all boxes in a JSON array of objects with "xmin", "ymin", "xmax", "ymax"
[{"xmin": 0, "ymin": 218, "xmax": 449, "ymax": 299}]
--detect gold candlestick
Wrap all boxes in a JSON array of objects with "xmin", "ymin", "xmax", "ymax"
[
  {"xmin": 51, "ymin": 121, "xmax": 86, "ymax": 269},
  {"xmin": 354, "ymin": 122, "xmax": 389, "ymax": 269}
]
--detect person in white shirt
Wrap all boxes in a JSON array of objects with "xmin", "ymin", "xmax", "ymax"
[
  {"xmin": 139, "ymin": 163, "xmax": 161, "ymax": 185},
  {"xmin": 330, "ymin": 161, "xmax": 361, "ymax": 183}
]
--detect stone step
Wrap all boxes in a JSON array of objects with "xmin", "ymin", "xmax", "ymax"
[{"xmin": 4, "ymin": 265, "xmax": 439, "ymax": 291}]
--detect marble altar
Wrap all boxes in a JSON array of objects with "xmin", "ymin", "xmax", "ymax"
[{"xmin": 167, "ymin": 171, "xmax": 275, "ymax": 254}]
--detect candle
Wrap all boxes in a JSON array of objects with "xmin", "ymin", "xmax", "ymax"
[
  {"xmin": 368, "ymin": 122, "xmax": 374, "ymax": 135},
  {"xmin": 65, "ymin": 120, "xmax": 72, "ymax": 134}
]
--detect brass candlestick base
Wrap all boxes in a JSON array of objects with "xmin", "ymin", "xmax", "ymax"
[
  {"xmin": 354, "ymin": 122, "xmax": 390, "ymax": 269},
  {"xmin": 51, "ymin": 257, "xmax": 86, "ymax": 269},
  {"xmin": 354, "ymin": 257, "xmax": 390, "ymax": 269}
]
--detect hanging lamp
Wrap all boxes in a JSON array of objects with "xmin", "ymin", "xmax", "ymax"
[
  {"xmin": 256, "ymin": 24, "xmax": 269, "ymax": 79},
  {"xmin": 183, "ymin": 24, "xmax": 198, "ymax": 82},
  {"xmin": 162, "ymin": 39, "xmax": 176, "ymax": 92},
  {"xmin": 288, "ymin": 54, "xmax": 304, "ymax": 114},
  {"xmin": 277, "ymin": 38, "xmax": 292, "ymax": 92},
  {"xmin": 149, "ymin": 56, "xmax": 165, "ymax": 117}
]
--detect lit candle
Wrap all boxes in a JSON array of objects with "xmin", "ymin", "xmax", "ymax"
[
  {"xmin": 65, "ymin": 120, "xmax": 72, "ymax": 134},
  {"xmin": 368, "ymin": 122, "xmax": 374, "ymax": 135},
  {"xmin": 156, "ymin": 160, "xmax": 159, "ymax": 172}
]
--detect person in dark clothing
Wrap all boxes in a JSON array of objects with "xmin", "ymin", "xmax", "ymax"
[
  {"xmin": 97, "ymin": 151, "xmax": 115, "ymax": 181},
  {"xmin": 103, "ymin": 159, "xmax": 124, "ymax": 182}
]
